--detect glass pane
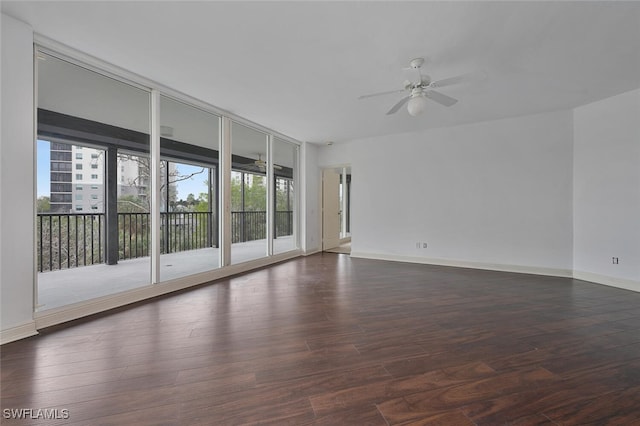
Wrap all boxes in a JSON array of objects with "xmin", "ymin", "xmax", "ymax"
[
  {"xmin": 36, "ymin": 52, "xmax": 150, "ymax": 311},
  {"xmin": 230, "ymin": 122, "xmax": 267, "ymax": 264},
  {"xmin": 159, "ymin": 95, "xmax": 220, "ymax": 281},
  {"xmin": 273, "ymin": 138, "xmax": 297, "ymax": 254},
  {"xmin": 342, "ymin": 169, "xmax": 351, "ymax": 237},
  {"xmin": 116, "ymin": 152, "xmax": 150, "ymax": 263}
]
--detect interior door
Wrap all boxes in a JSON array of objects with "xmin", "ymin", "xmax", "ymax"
[{"xmin": 322, "ymin": 168, "xmax": 341, "ymax": 251}]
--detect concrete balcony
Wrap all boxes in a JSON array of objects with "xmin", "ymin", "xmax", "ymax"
[{"xmin": 37, "ymin": 236, "xmax": 295, "ymax": 312}]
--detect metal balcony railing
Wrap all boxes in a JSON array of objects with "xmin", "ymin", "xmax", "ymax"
[
  {"xmin": 37, "ymin": 213, "xmax": 104, "ymax": 273},
  {"xmin": 37, "ymin": 210, "xmax": 293, "ymax": 272}
]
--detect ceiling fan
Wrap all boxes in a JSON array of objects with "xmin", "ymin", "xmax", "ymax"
[
  {"xmin": 359, "ymin": 57, "xmax": 475, "ymax": 116},
  {"xmin": 251, "ymin": 154, "xmax": 282, "ymax": 171}
]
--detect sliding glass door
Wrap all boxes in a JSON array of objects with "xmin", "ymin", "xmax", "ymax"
[
  {"xmin": 273, "ymin": 138, "xmax": 298, "ymax": 254},
  {"xmin": 158, "ymin": 95, "xmax": 221, "ymax": 281},
  {"xmin": 230, "ymin": 122, "xmax": 268, "ymax": 264}
]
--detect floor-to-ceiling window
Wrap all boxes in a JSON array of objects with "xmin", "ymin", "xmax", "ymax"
[
  {"xmin": 36, "ymin": 50, "xmax": 151, "ymax": 310},
  {"xmin": 159, "ymin": 95, "xmax": 220, "ymax": 281},
  {"xmin": 34, "ymin": 45, "xmax": 301, "ymax": 315},
  {"xmin": 273, "ymin": 137, "xmax": 298, "ymax": 254},
  {"xmin": 230, "ymin": 122, "xmax": 268, "ymax": 264}
]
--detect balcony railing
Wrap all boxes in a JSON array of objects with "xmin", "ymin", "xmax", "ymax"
[
  {"xmin": 37, "ymin": 213, "xmax": 104, "ymax": 273},
  {"xmin": 229, "ymin": 210, "xmax": 293, "ymax": 243},
  {"xmin": 37, "ymin": 211, "xmax": 293, "ymax": 272}
]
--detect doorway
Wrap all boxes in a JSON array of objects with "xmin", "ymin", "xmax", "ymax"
[{"xmin": 322, "ymin": 166, "xmax": 351, "ymax": 254}]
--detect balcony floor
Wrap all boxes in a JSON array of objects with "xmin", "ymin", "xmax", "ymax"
[{"xmin": 37, "ymin": 236, "xmax": 295, "ymax": 312}]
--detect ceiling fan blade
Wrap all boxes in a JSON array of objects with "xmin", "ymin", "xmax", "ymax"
[
  {"xmin": 358, "ymin": 89, "xmax": 405, "ymax": 100},
  {"xmin": 386, "ymin": 96, "xmax": 411, "ymax": 115},
  {"xmin": 430, "ymin": 71, "xmax": 483, "ymax": 88},
  {"xmin": 425, "ymin": 90, "xmax": 458, "ymax": 107}
]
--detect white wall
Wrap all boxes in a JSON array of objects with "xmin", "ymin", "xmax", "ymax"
[
  {"xmin": 323, "ymin": 111, "xmax": 575, "ymax": 275},
  {"xmin": 318, "ymin": 141, "xmax": 354, "ymax": 167},
  {"xmin": 573, "ymin": 89, "xmax": 640, "ymax": 290},
  {"xmin": 1, "ymin": 14, "xmax": 37, "ymax": 342}
]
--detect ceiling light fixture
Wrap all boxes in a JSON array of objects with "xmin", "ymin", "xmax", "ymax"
[{"xmin": 407, "ymin": 90, "xmax": 428, "ymax": 116}]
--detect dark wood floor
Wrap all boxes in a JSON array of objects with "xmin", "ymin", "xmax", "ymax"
[{"xmin": 2, "ymin": 253, "xmax": 640, "ymax": 425}]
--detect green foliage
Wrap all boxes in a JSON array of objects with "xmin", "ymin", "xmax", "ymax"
[
  {"xmin": 231, "ymin": 173, "xmax": 242, "ymax": 211},
  {"xmin": 231, "ymin": 172, "xmax": 266, "ymax": 211},
  {"xmin": 194, "ymin": 193, "xmax": 210, "ymax": 212},
  {"xmin": 244, "ymin": 175, "xmax": 266, "ymax": 211},
  {"xmin": 275, "ymin": 179, "xmax": 293, "ymax": 211},
  {"xmin": 37, "ymin": 196, "xmax": 51, "ymax": 213},
  {"xmin": 117, "ymin": 195, "xmax": 148, "ymax": 213}
]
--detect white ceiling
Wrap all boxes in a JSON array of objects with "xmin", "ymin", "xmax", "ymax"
[{"xmin": 3, "ymin": 1, "xmax": 640, "ymax": 144}]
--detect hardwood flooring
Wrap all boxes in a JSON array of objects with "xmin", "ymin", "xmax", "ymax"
[{"xmin": 2, "ymin": 253, "xmax": 640, "ymax": 425}]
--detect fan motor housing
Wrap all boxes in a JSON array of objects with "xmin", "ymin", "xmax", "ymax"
[{"xmin": 410, "ymin": 87, "xmax": 425, "ymax": 97}]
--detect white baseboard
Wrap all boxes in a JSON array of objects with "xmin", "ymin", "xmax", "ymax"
[
  {"xmin": 573, "ymin": 270, "xmax": 640, "ymax": 293},
  {"xmin": 34, "ymin": 250, "xmax": 303, "ymax": 330},
  {"xmin": 350, "ymin": 251, "xmax": 573, "ymax": 279},
  {"xmin": 0, "ymin": 321, "xmax": 38, "ymax": 345},
  {"xmin": 351, "ymin": 251, "xmax": 640, "ymax": 293},
  {"xmin": 303, "ymin": 248, "xmax": 321, "ymax": 256}
]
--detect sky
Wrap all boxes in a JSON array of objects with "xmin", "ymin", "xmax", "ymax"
[
  {"xmin": 174, "ymin": 164, "xmax": 208, "ymax": 200},
  {"xmin": 37, "ymin": 140, "xmax": 50, "ymax": 197}
]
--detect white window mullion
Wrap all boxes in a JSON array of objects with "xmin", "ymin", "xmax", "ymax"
[
  {"xmin": 220, "ymin": 117, "xmax": 232, "ymax": 267},
  {"xmin": 150, "ymin": 90, "xmax": 161, "ymax": 283},
  {"xmin": 266, "ymin": 135, "xmax": 274, "ymax": 256},
  {"xmin": 293, "ymin": 145, "xmax": 300, "ymax": 250}
]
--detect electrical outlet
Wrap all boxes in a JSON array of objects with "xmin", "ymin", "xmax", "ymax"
[
  {"xmin": 423, "ymin": 242, "xmax": 428, "ymax": 248},
  {"xmin": 612, "ymin": 257, "xmax": 619, "ymax": 264}
]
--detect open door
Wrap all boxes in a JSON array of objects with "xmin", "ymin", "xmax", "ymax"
[{"xmin": 322, "ymin": 168, "xmax": 341, "ymax": 251}]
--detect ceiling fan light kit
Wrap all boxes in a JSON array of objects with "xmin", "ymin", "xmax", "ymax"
[
  {"xmin": 359, "ymin": 57, "xmax": 469, "ymax": 116},
  {"xmin": 407, "ymin": 91, "xmax": 429, "ymax": 116}
]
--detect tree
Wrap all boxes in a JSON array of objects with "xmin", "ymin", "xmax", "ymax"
[
  {"xmin": 117, "ymin": 194, "xmax": 148, "ymax": 213},
  {"xmin": 37, "ymin": 196, "xmax": 51, "ymax": 213},
  {"xmin": 117, "ymin": 154, "xmax": 207, "ymax": 212},
  {"xmin": 194, "ymin": 192, "xmax": 209, "ymax": 212},
  {"xmin": 275, "ymin": 178, "xmax": 293, "ymax": 211},
  {"xmin": 231, "ymin": 173, "xmax": 266, "ymax": 211}
]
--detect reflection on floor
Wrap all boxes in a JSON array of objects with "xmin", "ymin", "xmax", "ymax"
[
  {"xmin": 37, "ymin": 236, "xmax": 295, "ymax": 312},
  {"xmin": 324, "ymin": 241, "xmax": 351, "ymax": 254}
]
